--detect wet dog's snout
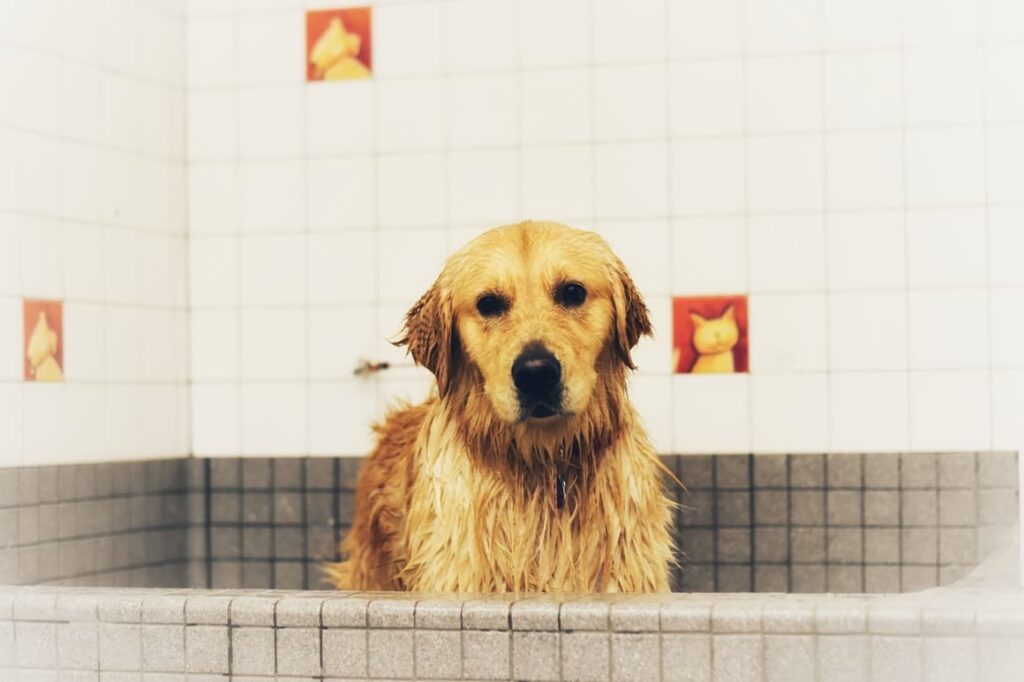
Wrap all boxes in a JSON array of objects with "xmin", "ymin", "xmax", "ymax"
[
  {"xmin": 512, "ymin": 346, "xmax": 561, "ymax": 395},
  {"xmin": 512, "ymin": 343, "xmax": 562, "ymax": 417}
]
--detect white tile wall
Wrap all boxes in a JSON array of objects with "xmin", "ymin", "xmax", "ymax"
[
  {"xmin": 180, "ymin": 0, "xmax": 1024, "ymax": 458},
  {"xmin": 0, "ymin": 0, "xmax": 189, "ymax": 467}
]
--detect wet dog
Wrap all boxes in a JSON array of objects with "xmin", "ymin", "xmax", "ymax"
[{"xmin": 328, "ymin": 221, "xmax": 674, "ymax": 592}]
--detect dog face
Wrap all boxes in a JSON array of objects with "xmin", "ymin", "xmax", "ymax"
[{"xmin": 400, "ymin": 222, "xmax": 651, "ymax": 425}]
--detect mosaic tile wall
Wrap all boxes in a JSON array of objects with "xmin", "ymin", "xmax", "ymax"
[
  {"xmin": 3, "ymin": 453, "xmax": 1016, "ymax": 593},
  {"xmin": 0, "ymin": 460, "xmax": 192, "ymax": 588}
]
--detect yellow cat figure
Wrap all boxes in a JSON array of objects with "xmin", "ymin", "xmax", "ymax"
[
  {"xmin": 309, "ymin": 16, "xmax": 371, "ymax": 81},
  {"xmin": 689, "ymin": 305, "xmax": 738, "ymax": 374},
  {"xmin": 26, "ymin": 310, "xmax": 64, "ymax": 382}
]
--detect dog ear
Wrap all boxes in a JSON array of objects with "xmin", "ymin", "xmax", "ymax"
[
  {"xmin": 610, "ymin": 258, "xmax": 653, "ymax": 370},
  {"xmin": 395, "ymin": 279, "xmax": 459, "ymax": 395}
]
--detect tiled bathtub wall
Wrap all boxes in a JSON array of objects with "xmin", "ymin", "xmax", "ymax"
[
  {"xmin": 2, "ymin": 453, "xmax": 1017, "ymax": 593},
  {"xmin": 3, "ymin": 587, "xmax": 1024, "ymax": 682},
  {"xmin": 0, "ymin": 460, "xmax": 193, "ymax": 588}
]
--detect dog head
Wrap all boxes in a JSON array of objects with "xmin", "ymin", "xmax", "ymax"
[{"xmin": 398, "ymin": 222, "xmax": 651, "ymax": 427}]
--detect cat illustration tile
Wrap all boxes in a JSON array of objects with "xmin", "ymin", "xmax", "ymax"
[
  {"xmin": 673, "ymin": 295, "xmax": 748, "ymax": 374},
  {"xmin": 306, "ymin": 7, "xmax": 372, "ymax": 81},
  {"xmin": 23, "ymin": 299, "xmax": 64, "ymax": 382}
]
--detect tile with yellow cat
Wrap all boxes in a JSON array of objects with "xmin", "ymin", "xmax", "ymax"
[
  {"xmin": 23, "ymin": 299, "xmax": 64, "ymax": 382},
  {"xmin": 672, "ymin": 295, "xmax": 748, "ymax": 374},
  {"xmin": 306, "ymin": 7, "xmax": 372, "ymax": 81}
]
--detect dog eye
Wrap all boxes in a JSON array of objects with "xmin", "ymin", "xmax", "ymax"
[
  {"xmin": 556, "ymin": 282, "xmax": 587, "ymax": 308},
  {"xmin": 476, "ymin": 293, "xmax": 508, "ymax": 318}
]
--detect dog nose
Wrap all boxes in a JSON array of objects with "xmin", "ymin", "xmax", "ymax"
[{"xmin": 512, "ymin": 345, "xmax": 562, "ymax": 397}]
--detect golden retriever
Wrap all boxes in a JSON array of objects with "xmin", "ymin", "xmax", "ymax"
[{"xmin": 327, "ymin": 221, "xmax": 674, "ymax": 592}]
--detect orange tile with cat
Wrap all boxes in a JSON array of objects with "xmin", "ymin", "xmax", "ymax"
[{"xmin": 672, "ymin": 295, "xmax": 748, "ymax": 374}]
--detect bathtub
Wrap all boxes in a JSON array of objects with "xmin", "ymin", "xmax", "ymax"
[{"xmin": 1, "ymin": 452, "xmax": 1020, "ymax": 680}]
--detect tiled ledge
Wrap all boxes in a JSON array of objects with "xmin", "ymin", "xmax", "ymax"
[{"xmin": 2, "ymin": 585, "xmax": 1023, "ymax": 681}]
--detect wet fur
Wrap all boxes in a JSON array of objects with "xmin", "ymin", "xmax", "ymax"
[{"xmin": 326, "ymin": 222, "xmax": 675, "ymax": 592}]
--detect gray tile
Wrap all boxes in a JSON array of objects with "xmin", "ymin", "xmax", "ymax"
[
  {"xmin": 923, "ymin": 637, "xmax": 975, "ymax": 682},
  {"xmin": 979, "ymin": 489, "xmax": 1018, "ymax": 524},
  {"xmin": 18, "ymin": 467, "xmax": 40, "ymax": 505},
  {"xmin": 711, "ymin": 602, "xmax": 762, "ymax": 633},
  {"xmin": 827, "ymin": 454, "xmax": 862, "ymax": 488},
  {"xmin": 415, "ymin": 629, "xmax": 461, "ymax": 680},
  {"xmin": 560, "ymin": 600, "xmax": 611, "ymax": 631},
  {"xmin": 681, "ymin": 527, "xmax": 713, "ymax": 562},
  {"xmin": 273, "ymin": 560, "xmax": 304, "ymax": 589},
  {"xmin": 717, "ymin": 528, "xmax": 751, "ymax": 563},
  {"xmin": 716, "ymin": 491, "xmax": 751, "ymax": 526},
  {"xmin": 273, "ymin": 492, "xmax": 303, "ymax": 524},
  {"xmin": 791, "ymin": 565, "xmax": 826, "ymax": 593},
  {"xmin": 901, "ymin": 490, "xmax": 937, "ymax": 526},
  {"xmin": 864, "ymin": 528, "xmax": 900, "ymax": 564},
  {"xmin": 754, "ymin": 527, "xmax": 788, "ymax": 563},
  {"xmin": 512, "ymin": 631, "xmax": 559, "ymax": 682},
  {"xmin": 209, "ymin": 561, "xmax": 241, "ymax": 589},
  {"xmin": 322, "ymin": 597, "xmax": 369, "ymax": 628},
  {"xmin": 864, "ymin": 566, "xmax": 901, "ymax": 593},
  {"xmin": 901, "ymin": 565, "xmax": 938, "ymax": 591},
  {"xmin": 938, "ymin": 490, "xmax": 976, "ymax": 526},
  {"xmin": 209, "ymin": 528, "xmax": 240, "ymax": 559},
  {"xmin": 827, "ymin": 490, "xmax": 862, "ymax": 526},
  {"xmin": 229, "ymin": 596, "xmax": 277, "ymax": 627},
  {"xmin": 462, "ymin": 630, "xmax": 510, "ymax": 680},
  {"xmin": 57, "ymin": 621, "xmax": 99, "ymax": 670},
  {"xmin": 562, "ymin": 631, "xmax": 609, "ymax": 682},
  {"xmin": 939, "ymin": 527, "xmax": 977, "ymax": 565},
  {"xmin": 900, "ymin": 453, "xmax": 937, "ymax": 489},
  {"xmin": 864, "ymin": 491, "xmax": 899, "ymax": 526},
  {"xmin": 99, "ymin": 624, "xmax": 141, "ymax": 671},
  {"xmin": 185, "ymin": 597, "xmax": 232, "ymax": 625},
  {"xmin": 272, "ymin": 459, "xmax": 303, "ymax": 489},
  {"xmin": 275, "ymin": 597, "xmax": 323, "ymax": 627},
  {"xmin": 276, "ymin": 627, "xmax": 321, "ymax": 677},
  {"xmin": 462, "ymin": 598, "xmax": 510, "ymax": 631},
  {"xmin": 370, "ymin": 599, "xmax": 417, "ymax": 629},
  {"xmin": 827, "ymin": 527, "xmax": 863, "ymax": 563},
  {"xmin": 366, "ymin": 629, "xmax": 414, "ymax": 678},
  {"xmin": 140, "ymin": 625, "xmax": 185, "ymax": 673},
  {"xmin": 677, "ymin": 456, "xmax": 712, "ymax": 490},
  {"xmin": 818, "ymin": 635, "xmax": 868, "ymax": 682},
  {"xmin": 511, "ymin": 598, "xmax": 561, "ymax": 631},
  {"xmin": 790, "ymin": 491, "xmax": 824, "ymax": 526},
  {"xmin": 938, "ymin": 452, "xmax": 976, "ymax": 488},
  {"xmin": 790, "ymin": 455, "xmax": 824, "ymax": 488},
  {"xmin": 16, "ymin": 621, "xmax": 57, "ymax": 668},
  {"xmin": 712, "ymin": 634, "xmax": 763, "ymax": 682},
  {"xmin": 753, "ymin": 455, "xmax": 787, "ymax": 488},
  {"xmin": 863, "ymin": 454, "xmax": 899, "ymax": 488},
  {"xmin": 761, "ymin": 601, "xmax": 814, "ymax": 634},
  {"xmin": 715, "ymin": 455, "xmax": 750, "ymax": 489},
  {"xmin": 662, "ymin": 633, "xmax": 709, "ymax": 682},
  {"xmin": 754, "ymin": 490, "xmax": 787, "ymax": 525},
  {"xmin": 209, "ymin": 493, "xmax": 239, "ymax": 524},
  {"xmin": 717, "ymin": 564, "xmax": 752, "ymax": 592},
  {"xmin": 611, "ymin": 633, "xmax": 658, "ymax": 682},
  {"xmin": 321, "ymin": 628, "xmax": 366, "ymax": 677},
  {"xmin": 901, "ymin": 527, "xmax": 938, "ymax": 564},
  {"xmin": 764, "ymin": 634, "xmax": 814, "ymax": 682},
  {"xmin": 241, "ymin": 492, "xmax": 272, "ymax": 524},
  {"xmin": 660, "ymin": 599, "xmax": 711, "ymax": 632},
  {"xmin": 414, "ymin": 598, "xmax": 462, "ymax": 630},
  {"xmin": 679, "ymin": 564, "xmax": 715, "ymax": 592},
  {"xmin": 141, "ymin": 596, "xmax": 188, "ymax": 625},
  {"xmin": 184, "ymin": 626, "xmax": 228, "ymax": 674},
  {"xmin": 241, "ymin": 458, "xmax": 272, "ymax": 489},
  {"xmin": 754, "ymin": 565, "xmax": 789, "ymax": 592},
  {"xmin": 209, "ymin": 459, "xmax": 240, "ymax": 488},
  {"xmin": 231, "ymin": 627, "xmax": 275, "ymax": 676},
  {"xmin": 978, "ymin": 451, "xmax": 1017, "ymax": 488},
  {"xmin": 679, "ymin": 491, "xmax": 713, "ymax": 529},
  {"xmin": 240, "ymin": 561, "xmax": 272, "ymax": 589},
  {"xmin": 827, "ymin": 565, "xmax": 864, "ymax": 593},
  {"xmin": 790, "ymin": 527, "xmax": 825, "ymax": 563},
  {"xmin": 241, "ymin": 526, "xmax": 272, "ymax": 559}
]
